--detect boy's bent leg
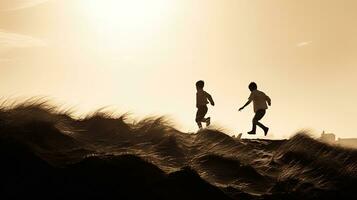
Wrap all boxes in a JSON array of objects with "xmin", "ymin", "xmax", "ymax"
[
  {"xmin": 197, "ymin": 122, "xmax": 203, "ymax": 129},
  {"xmin": 205, "ymin": 117, "xmax": 211, "ymax": 126},
  {"xmin": 249, "ymin": 119, "xmax": 257, "ymax": 134},
  {"xmin": 195, "ymin": 108, "xmax": 203, "ymax": 123},
  {"xmin": 257, "ymin": 121, "xmax": 269, "ymax": 135},
  {"xmin": 249, "ymin": 110, "xmax": 266, "ymax": 134},
  {"xmin": 256, "ymin": 121, "xmax": 267, "ymax": 130},
  {"xmin": 195, "ymin": 115, "xmax": 203, "ymax": 129},
  {"xmin": 263, "ymin": 126, "xmax": 269, "ymax": 136},
  {"xmin": 255, "ymin": 110, "xmax": 269, "ymax": 135},
  {"xmin": 196, "ymin": 106, "xmax": 208, "ymax": 129}
]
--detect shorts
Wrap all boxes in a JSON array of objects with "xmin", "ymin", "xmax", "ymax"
[
  {"xmin": 196, "ymin": 105, "xmax": 208, "ymax": 123},
  {"xmin": 253, "ymin": 109, "xmax": 266, "ymax": 121}
]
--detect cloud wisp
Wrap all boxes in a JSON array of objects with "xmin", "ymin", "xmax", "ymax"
[
  {"xmin": 0, "ymin": 58, "xmax": 12, "ymax": 62},
  {"xmin": 0, "ymin": 0, "xmax": 50, "ymax": 11},
  {"xmin": 0, "ymin": 30, "xmax": 47, "ymax": 50},
  {"xmin": 296, "ymin": 41, "xmax": 312, "ymax": 47}
]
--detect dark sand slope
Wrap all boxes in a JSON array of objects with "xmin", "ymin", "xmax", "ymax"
[{"xmin": 0, "ymin": 102, "xmax": 356, "ymax": 199}]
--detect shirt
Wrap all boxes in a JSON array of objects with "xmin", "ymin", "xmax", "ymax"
[
  {"xmin": 248, "ymin": 90, "xmax": 270, "ymax": 112},
  {"xmin": 196, "ymin": 90, "xmax": 211, "ymax": 107}
]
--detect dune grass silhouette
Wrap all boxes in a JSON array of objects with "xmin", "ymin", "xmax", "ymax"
[{"xmin": 0, "ymin": 99, "xmax": 356, "ymax": 199}]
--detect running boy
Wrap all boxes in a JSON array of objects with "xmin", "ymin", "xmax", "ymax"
[
  {"xmin": 195, "ymin": 80, "xmax": 215, "ymax": 129},
  {"xmin": 239, "ymin": 82, "xmax": 271, "ymax": 136}
]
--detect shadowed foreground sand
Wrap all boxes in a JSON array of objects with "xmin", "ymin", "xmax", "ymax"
[{"xmin": 0, "ymin": 100, "xmax": 356, "ymax": 199}]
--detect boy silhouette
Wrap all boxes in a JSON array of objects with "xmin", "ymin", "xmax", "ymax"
[
  {"xmin": 239, "ymin": 82, "xmax": 271, "ymax": 136},
  {"xmin": 195, "ymin": 80, "xmax": 215, "ymax": 129}
]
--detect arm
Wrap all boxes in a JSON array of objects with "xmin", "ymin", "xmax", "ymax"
[
  {"xmin": 239, "ymin": 100, "xmax": 252, "ymax": 111},
  {"xmin": 206, "ymin": 92, "xmax": 215, "ymax": 106},
  {"xmin": 266, "ymin": 95, "xmax": 271, "ymax": 106}
]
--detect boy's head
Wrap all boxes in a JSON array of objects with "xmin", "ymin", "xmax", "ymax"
[
  {"xmin": 248, "ymin": 82, "xmax": 257, "ymax": 91},
  {"xmin": 196, "ymin": 80, "xmax": 205, "ymax": 90}
]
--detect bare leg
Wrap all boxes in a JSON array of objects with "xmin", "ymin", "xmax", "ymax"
[
  {"xmin": 256, "ymin": 121, "xmax": 266, "ymax": 130},
  {"xmin": 249, "ymin": 110, "xmax": 267, "ymax": 135},
  {"xmin": 197, "ymin": 122, "xmax": 203, "ymax": 129},
  {"xmin": 205, "ymin": 117, "xmax": 211, "ymax": 126},
  {"xmin": 257, "ymin": 122, "xmax": 269, "ymax": 136},
  {"xmin": 249, "ymin": 118, "xmax": 258, "ymax": 134},
  {"xmin": 196, "ymin": 106, "xmax": 208, "ymax": 130},
  {"xmin": 253, "ymin": 119, "xmax": 269, "ymax": 136}
]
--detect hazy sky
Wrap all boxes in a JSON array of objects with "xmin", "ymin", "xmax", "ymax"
[{"xmin": 0, "ymin": 0, "xmax": 356, "ymax": 139}]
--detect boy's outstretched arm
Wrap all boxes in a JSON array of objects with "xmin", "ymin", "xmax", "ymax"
[
  {"xmin": 206, "ymin": 92, "xmax": 215, "ymax": 106},
  {"xmin": 239, "ymin": 100, "xmax": 251, "ymax": 111}
]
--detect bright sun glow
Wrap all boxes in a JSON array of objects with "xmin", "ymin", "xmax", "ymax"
[
  {"xmin": 84, "ymin": 0, "xmax": 173, "ymax": 35},
  {"xmin": 82, "ymin": 0, "xmax": 175, "ymax": 55}
]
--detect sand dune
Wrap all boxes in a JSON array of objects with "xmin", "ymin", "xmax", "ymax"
[{"xmin": 0, "ymin": 101, "xmax": 356, "ymax": 199}]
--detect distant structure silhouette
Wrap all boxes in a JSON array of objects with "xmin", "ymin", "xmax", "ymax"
[
  {"xmin": 320, "ymin": 131, "xmax": 336, "ymax": 143},
  {"xmin": 195, "ymin": 80, "xmax": 215, "ymax": 129},
  {"xmin": 320, "ymin": 131, "xmax": 357, "ymax": 148},
  {"xmin": 239, "ymin": 82, "xmax": 271, "ymax": 136},
  {"xmin": 338, "ymin": 138, "xmax": 357, "ymax": 148}
]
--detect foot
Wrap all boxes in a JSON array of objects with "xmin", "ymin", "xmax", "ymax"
[
  {"xmin": 247, "ymin": 131, "xmax": 256, "ymax": 135},
  {"xmin": 205, "ymin": 117, "xmax": 211, "ymax": 126},
  {"xmin": 263, "ymin": 127, "xmax": 269, "ymax": 136}
]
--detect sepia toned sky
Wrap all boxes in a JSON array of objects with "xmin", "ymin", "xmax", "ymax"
[{"xmin": 0, "ymin": 0, "xmax": 356, "ymax": 139}]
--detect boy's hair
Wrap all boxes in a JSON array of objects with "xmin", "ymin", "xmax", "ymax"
[
  {"xmin": 196, "ymin": 80, "xmax": 205, "ymax": 89},
  {"xmin": 249, "ymin": 82, "xmax": 257, "ymax": 91}
]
